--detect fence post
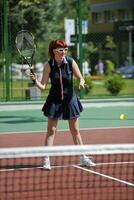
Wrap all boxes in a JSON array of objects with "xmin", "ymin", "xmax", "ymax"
[
  {"xmin": 3, "ymin": 0, "xmax": 10, "ymax": 101},
  {"xmin": 78, "ymin": 0, "xmax": 84, "ymax": 98}
]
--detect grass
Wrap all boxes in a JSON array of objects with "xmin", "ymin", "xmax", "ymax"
[
  {"xmin": 119, "ymin": 79, "xmax": 134, "ymax": 95},
  {"xmin": 75, "ymin": 78, "xmax": 134, "ymax": 99},
  {"xmin": 0, "ymin": 79, "xmax": 134, "ymax": 101},
  {"xmin": 0, "ymin": 80, "xmax": 50, "ymax": 101},
  {"xmin": 88, "ymin": 79, "xmax": 134, "ymax": 98}
]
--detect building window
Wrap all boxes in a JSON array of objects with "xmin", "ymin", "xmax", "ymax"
[
  {"xmin": 124, "ymin": 9, "xmax": 133, "ymax": 20},
  {"xmin": 104, "ymin": 11, "xmax": 115, "ymax": 23},
  {"xmin": 92, "ymin": 12, "xmax": 104, "ymax": 24},
  {"xmin": 118, "ymin": 9, "xmax": 133, "ymax": 21}
]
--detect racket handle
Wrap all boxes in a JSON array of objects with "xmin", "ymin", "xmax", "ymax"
[
  {"xmin": 30, "ymin": 68, "xmax": 36, "ymax": 85},
  {"xmin": 32, "ymin": 79, "xmax": 36, "ymax": 85}
]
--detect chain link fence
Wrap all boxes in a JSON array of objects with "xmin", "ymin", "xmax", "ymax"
[{"xmin": 0, "ymin": 1, "xmax": 134, "ymax": 101}]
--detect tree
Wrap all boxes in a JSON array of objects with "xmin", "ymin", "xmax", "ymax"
[
  {"xmin": 84, "ymin": 41, "xmax": 99, "ymax": 74},
  {"xmin": 1, "ymin": 0, "xmax": 89, "ymax": 63},
  {"xmin": 105, "ymin": 35, "xmax": 116, "ymax": 50},
  {"xmin": 8, "ymin": 0, "xmax": 76, "ymax": 62}
]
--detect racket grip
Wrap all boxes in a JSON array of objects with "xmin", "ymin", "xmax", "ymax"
[
  {"xmin": 32, "ymin": 79, "xmax": 36, "ymax": 85},
  {"xmin": 30, "ymin": 68, "xmax": 35, "ymax": 75},
  {"xmin": 30, "ymin": 68, "xmax": 36, "ymax": 85}
]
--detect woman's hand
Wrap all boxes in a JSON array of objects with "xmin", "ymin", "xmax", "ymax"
[
  {"xmin": 30, "ymin": 72, "xmax": 37, "ymax": 82},
  {"xmin": 79, "ymin": 78, "xmax": 87, "ymax": 89}
]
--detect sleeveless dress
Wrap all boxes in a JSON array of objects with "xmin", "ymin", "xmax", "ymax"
[{"xmin": 42, "ymin": 56, "xmax": 83, "ymax": 120}]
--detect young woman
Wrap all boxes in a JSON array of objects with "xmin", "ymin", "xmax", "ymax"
[{"xmin": 30, "ymin": 39, "xmax": 95, "ymax": 170}]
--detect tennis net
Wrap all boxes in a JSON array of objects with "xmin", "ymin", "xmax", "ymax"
[{"xmin": 0, "ymin": 144, "xmax": 134, "ymax": 200}]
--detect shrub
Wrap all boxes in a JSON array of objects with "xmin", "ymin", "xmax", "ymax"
[
  {"xmin": 104, "ymin": 74, "xmax": 125, "ymax": 95},
  {"xmin": 104, "ymin": 60, "xmax": 115, "ymax": 75},
  {"xmin": 73, "ymin": 76, "xmax": 93, "ymax": 96}
]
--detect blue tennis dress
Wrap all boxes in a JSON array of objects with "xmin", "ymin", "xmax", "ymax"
[{"xmin": 42, "ymin": 56, "xmax": 83, "ymax": 120}]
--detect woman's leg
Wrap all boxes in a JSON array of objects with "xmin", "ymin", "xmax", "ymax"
[
  {"xmin": 68, "ymin": 118, "xmax": 96, "ymax": 167},
  {"xmin": 68, "ymin": 118, "xmax": 83, "ymax": 145},
  {"xmin": 43, "ymin": 118, "xmax": 58, "ymax": 170},
  {"xmin": 45, "ymin": 117, "xmax": 58, "ymax": 146}
]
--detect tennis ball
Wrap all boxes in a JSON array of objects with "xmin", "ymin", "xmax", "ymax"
[{"xmin": 120, "ymin": 114, "xmax": 126, "ymax": 120}]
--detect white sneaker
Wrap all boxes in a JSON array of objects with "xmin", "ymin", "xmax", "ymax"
[
  {"xmin": 80, "ymin": 155, "xmax": 96, "ymax": 167},
  {"xmin": 43, "ymin": 157, "xmax": 51, "ymax": 170}
]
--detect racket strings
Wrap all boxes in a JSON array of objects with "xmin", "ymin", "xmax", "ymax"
[
  {"xmin": 17, "ymin": 40, "xmax": 34, "ymax": 57},
  {"xmin": 21, "ymin": 49, "xmax": 35, "ymax": 58},
  {"xmin": 16, "ymin": 30, "xmax": 36, "ymax": 83},
  {"xmin": 16, "ymin": 31, "xmax": 35, "ymax": 58}
]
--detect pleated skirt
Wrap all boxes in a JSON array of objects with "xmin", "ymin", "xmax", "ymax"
[{"xmin": 42, "ymin": 94, "xmax": 83, "ymax": 120}]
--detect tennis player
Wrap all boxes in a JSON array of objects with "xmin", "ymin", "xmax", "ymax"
[{"xmin": 30, "ymin": 39, "xmax": 96, "ymax": 170}]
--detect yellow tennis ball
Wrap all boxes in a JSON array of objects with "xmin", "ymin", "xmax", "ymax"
[{"xmin": 120, "ymin": 114, "xmax": 126, "ymax": 120}]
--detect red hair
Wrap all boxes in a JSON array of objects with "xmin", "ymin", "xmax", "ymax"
[{"xmin": 48, "ymin": 39, "xmax": 68, "ymax": 59}]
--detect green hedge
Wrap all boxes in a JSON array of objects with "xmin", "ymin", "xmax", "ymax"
[{"xmin": 104, "ymin": 74, "xmax": 125, "ymax": 95}]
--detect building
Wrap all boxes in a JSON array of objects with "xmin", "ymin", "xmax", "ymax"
[
  {"xmin": 90, "ymin": 0, "xmax": 134, "ymax": 33},
  {"xmin": 86, "ymin": 0, "xmax": 134, "ymax": 66}
]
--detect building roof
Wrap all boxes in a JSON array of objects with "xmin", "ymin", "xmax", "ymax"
[{"xmin": 91, "ymin": 0, "xmax": 134, "ymax": 12}]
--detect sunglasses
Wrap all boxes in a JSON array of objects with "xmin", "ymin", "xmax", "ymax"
[{"xmin": 55, "ymin": 48, "xmax": 68, "ymax": 53}]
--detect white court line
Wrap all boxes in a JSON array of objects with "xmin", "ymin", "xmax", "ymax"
[
  {"xmin": 52, "ymin": 161, "xmax": 134, "ymax": 167},
  {"xmin": 96, "ymin": 161, "xmax": 134, "ymax": 166},
  {"xmin": 1, "ymin": 126, "xmax": 134, "ymax": 134},
  {"xmin": 0, "ymin": 165, "xmax": 72, "ymax": 172},
  {"xmin": 0, "ymin": 166, "xmax": 43, "ymax": 172},
  {"xmin": 73, "ymin": 165, "xmax": 134, "ymax": 187},
  {"xmin": 0, "ymin": 101, "xmax": 134, "ymax": 111},
  {"xmin": 1, "ymin": 160, "xmax": 134, "ymax": 170}
]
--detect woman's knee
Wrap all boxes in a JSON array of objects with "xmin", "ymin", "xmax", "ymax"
[
  {"xmin": 47, "ymin": 126, "xmax": 56, "ymax": 136},
  {"xmin": 70, "ymin": 127, "xmax": 80, "ymax": 136},
  {"xmin": 68, "ymin": 118, "xmax": 79, "ymax": 134},
  {"xmin": 47, "ymin": 118, "xmax": 57, "ymax": 136}
]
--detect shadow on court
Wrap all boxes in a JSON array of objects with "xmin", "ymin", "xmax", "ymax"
[{"xmin": 0, "ymin": 115, "xmax": 45, "ymax": 124}]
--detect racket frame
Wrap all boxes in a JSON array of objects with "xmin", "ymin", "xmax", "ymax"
[{"xmin": 16, "ymin": 30, "xmax": 36, "ymax": 84}]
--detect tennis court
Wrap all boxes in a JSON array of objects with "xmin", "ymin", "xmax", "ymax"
[
  {"xmin": 0, "ymin": 99, "xmax": 134, "ymax": 200},
  {"xmin": 1, "ymin": 1, "xmax": 134, "ymax": 199}
]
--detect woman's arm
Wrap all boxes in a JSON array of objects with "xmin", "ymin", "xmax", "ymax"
[
  {"xmin": 31, "ymin": 62, "xmax": 50, "ymax": 91},
  {"xmin": 72, "ymin": 59, "xmax": 85, "ymax": 89}
]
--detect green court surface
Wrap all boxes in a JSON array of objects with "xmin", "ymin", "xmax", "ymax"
[{"xmin": 0, "ymin": 100, "xmax": 134, "ymax": 133}]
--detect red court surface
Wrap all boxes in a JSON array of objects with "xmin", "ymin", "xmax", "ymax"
[
  {"xmin": 0, "ymin": 127, "xmax": 134, "ymax": 147},
  {"xmin": 0, "ymin": 127, "xmax": 134, "ymax": 200}
]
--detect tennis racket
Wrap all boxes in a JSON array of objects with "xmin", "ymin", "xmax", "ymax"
[{"xmin": 15, "ymin": 30, "xmax": 36, "ymax": 84}]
